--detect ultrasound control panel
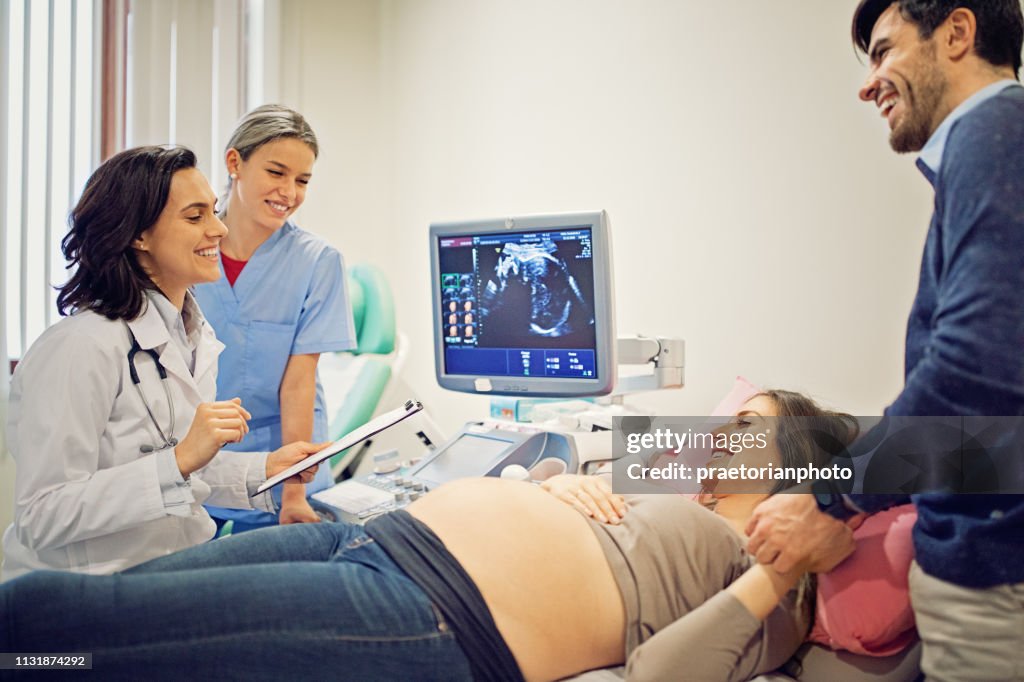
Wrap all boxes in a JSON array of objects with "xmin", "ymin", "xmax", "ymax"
[{"xmin": 310, "ymin": 421, "xmax": 578, "ymax": 523}]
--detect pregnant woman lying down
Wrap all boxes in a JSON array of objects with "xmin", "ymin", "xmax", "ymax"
[{"xmin": 0, "ymin": 390, "xmax": 858, "ymax": 682}]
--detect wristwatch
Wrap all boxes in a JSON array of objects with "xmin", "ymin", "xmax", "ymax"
[{"xmin": 813, "ymin": 479, "xmax": 860, "ymax": 520}]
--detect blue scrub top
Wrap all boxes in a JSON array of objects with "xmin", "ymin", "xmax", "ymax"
[{"xmin": 194, "ymin": 221, "xmax": 357, "ymax": 524}]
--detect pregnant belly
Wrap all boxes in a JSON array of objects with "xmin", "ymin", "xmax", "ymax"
[{"xmin": 408, "ymin": 477, "xmax": 625, "ymax": 681}]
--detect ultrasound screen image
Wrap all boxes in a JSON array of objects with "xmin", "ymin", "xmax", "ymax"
[
  {"xmin": 477, "ymin": 234, "xmax": 595, "ymax": 350},
  {"xmin": 435, "ymin": 215, "xmax": 614, "ymax": 384},
  {"xmin": 437, "ymin": 227, "xmax": 599, "ymax": 379}
]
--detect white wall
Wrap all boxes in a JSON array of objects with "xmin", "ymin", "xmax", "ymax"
[
  {"xmin": 278, "ymin": 0, "xmax": 934, "ymax": 433},
  {"xmin": 274, "ymin": 0, "xmax": 393, "ymax": 264}
]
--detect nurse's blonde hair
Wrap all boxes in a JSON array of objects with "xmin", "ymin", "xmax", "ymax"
[{"xmin": 222, "ymin": 104, "xmax": 319, "ymax": 208}]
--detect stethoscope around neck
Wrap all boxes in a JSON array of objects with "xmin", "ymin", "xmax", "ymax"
[{"xmin": 125, "ymin": 324, "xmax": 178, "ymax": 453}]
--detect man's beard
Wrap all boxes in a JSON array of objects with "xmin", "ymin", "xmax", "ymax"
[{"xmin": 890, "ymin": 47, "xmax": 947, "ymax": 153}]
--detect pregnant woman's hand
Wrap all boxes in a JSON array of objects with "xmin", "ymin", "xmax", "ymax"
[{"xmin": 541, "ymin": 474, "xmax": 627, "ymax": 524}]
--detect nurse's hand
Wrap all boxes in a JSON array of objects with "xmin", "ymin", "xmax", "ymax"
[
  {"xmin": 266, "ymin": 441, "xmax": 329, "ymax": 484},
  {"xmin": 175, "ymin": 398, "xmax": 252, "ymax": 477},
  {"xmin": 279, "ymin": 499, "xmax": 321, "ymax": 525}
]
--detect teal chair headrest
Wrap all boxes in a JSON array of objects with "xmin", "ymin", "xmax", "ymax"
[{"xmin": 347, "ymin": 263, "xmax": 396, "ymax": 355}]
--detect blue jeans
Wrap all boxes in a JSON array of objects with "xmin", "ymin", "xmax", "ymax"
[{"xmin": 0, "ymin": 523, "xmax": 474, "ymax": 681}]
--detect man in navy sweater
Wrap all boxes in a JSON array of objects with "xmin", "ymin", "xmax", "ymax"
[{"xmin": 746, "ymin": 2, "xmax": 1024, "ymax": 679}]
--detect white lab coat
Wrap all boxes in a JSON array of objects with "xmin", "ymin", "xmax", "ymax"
[{"xmin": 2, "ymin": 293, "xmax": 273, "ymax": 581}]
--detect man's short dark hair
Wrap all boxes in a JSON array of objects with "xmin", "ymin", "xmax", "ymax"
[{"xmin": 852, "ymin": 0, "xmax": 1024, "ymax": 76}]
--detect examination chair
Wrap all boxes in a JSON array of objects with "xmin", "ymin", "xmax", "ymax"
[{"xmin": 319, "ymin": 262, "xmax": 400, "ymax": 477}]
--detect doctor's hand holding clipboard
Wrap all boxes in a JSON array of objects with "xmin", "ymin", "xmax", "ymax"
[{"xmin": 256, "ymin": 400, "xmax": 425, "ymax": 495}]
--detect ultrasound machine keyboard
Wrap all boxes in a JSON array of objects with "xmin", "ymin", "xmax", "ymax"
[{"xmin": 311, "ymin": 472, "xmax": 428, "ymax": 520}]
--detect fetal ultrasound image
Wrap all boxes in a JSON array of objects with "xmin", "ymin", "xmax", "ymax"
[{"xmin": 478, "ymin": 239, "xmax": 596, "ymax": 349}]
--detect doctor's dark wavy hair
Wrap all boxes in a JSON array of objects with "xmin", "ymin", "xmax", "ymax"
[
  {"xmin": 852, "ymin": 0, "xmax": 1023, "ymax": 76},
  {"xmin": 56, "ymin": 145, "xmax": 198, "ymax": 321}
]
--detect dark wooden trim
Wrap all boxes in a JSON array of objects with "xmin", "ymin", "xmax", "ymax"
[{"xmin": 100, "ymin": 0, "xmax": 126, "ymax": 160}]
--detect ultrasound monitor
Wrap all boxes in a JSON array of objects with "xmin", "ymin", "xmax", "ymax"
[{"xmin": 430, "ymin": 211, "xmax": 616, "ymax": 397}]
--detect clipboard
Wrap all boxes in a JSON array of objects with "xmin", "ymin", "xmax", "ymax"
[{"xmin": 254, "ymin": 399, "xmax": 424, "ymax": 495}]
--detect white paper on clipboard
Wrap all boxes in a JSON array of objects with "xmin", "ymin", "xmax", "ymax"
[{"xmin": 254, "ymin": 399, "xmax": 424, "ymax": 495}]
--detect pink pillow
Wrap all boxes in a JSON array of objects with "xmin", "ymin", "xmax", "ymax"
[
  {"xmin": 710, "ymin": 375, "xmax": 762, "ymax": 416},
  {"xmin": 649, "ymin": 377, "xmax": 762, "ymax": 495},
  {"xmin": 808, "ymin": 505, "xmax": 918, "ymax": 656}
]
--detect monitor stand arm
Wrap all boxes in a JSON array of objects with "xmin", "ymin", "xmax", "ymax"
[{"xmin": 611, "ymin": 335, "xmax": 685, "ymax": 399}]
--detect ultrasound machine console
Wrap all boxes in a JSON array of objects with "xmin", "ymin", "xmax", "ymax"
[{"xmin": 311, "ymin": 211, "xmax": 620, "ymax": 523}]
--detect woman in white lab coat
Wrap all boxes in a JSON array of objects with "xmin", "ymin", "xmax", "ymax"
[{"xmin": 1, "ymin": 146, "xmax": 322, "ymax": 581}]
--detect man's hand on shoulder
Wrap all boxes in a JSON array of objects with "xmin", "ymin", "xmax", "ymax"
[{"xmin": 745, "ymin": 493, "xmax": 857, "ymax": 574}]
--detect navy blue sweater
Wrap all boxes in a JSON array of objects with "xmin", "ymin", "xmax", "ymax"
[{"xmin": 852, "ymin": 86, "xmax": 1024, "ymax": 588}]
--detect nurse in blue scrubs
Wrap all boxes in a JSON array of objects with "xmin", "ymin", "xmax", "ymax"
[{"xmin": 194, "ymin": 105, "xmax": 356, "ymax": 531}]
